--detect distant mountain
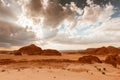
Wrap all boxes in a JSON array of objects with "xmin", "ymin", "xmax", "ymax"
[{"xmin": 79, "ymin": 46, "xmax": 120, "ymax": 55}]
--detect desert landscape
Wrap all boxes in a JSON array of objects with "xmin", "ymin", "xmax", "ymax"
[
  {"xmin": 0, "ymin": 44, "xmax": 120, "ymax": 80},
  {"xmin": 0, "ymin": 0, "xmax": 120, "ymax": 80}
]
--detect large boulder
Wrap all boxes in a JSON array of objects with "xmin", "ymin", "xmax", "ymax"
[
  {"xmin": 42, "ymin": 49, "xmax": 62, "ymax": 56},
  {"xmin": 18, "ymin": 44, "xmax": 42, "ymax": 55},
  {"xmin": 104, "ymin": 54, "xmax": 120, "ymax": 67},
  {"xmin": 78, "ymin": 55, "xmax": 102, "ymax": 64}
]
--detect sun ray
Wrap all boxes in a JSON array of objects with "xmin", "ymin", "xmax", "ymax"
[{"xmin": 16, "ymin": 14, "xmax": 44, "ymax": 39}]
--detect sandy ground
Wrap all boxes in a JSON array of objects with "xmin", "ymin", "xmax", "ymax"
[
  {"xmin": 0, "ymin": 64, "xmax": 120, "ymax": 80},
  {"xmin": 0, "ymin": 53, "xmax": 83, "ymax": 60},
  {"xmin": 0, "ymin": 53, "xmax": 106, "ymax": 61},
  {"xmin": 0, "ymin": 54, "xmax": 120, "ymax": 80}
]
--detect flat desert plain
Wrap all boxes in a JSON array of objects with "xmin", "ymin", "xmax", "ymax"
[{"xmin": 0, "ymin": 53, "xmax": 120, "ymax": 80}]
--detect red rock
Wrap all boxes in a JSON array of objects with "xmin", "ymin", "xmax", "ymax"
[
  {"xmin": 79, "ymin": 46, "xmax": 120, "ymax": 55},
  {"xmin": 14, "ymin": 51, "xmax": 22, "ymax": 56},
  {"xmin": 18, "ymin": 44, "xmax": 42, "ymax": 55},
  {"xmin": 104, "ymin": 54, "xmax": 120, "ymax": 67},
  {"xmin": 13, "ymin": 44, "xmax": 61, "ymax": 56},
  {"xmin": 42, "ymin": 49, "xmax": 62, "ymax": 56},
  {"xmin": 78, "ymin": 55, "xmax": 102, "ymax": 64},
  {"xmin": 0, "ymin": 59, "xmax": 16, "ymax": 65}
]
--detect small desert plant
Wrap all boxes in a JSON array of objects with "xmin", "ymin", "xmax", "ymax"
[
  {"xmin": 1, "ymin": 70, "xmax": 6, "ymax": 72},
  {"xmin": 102, "ymin": 72, "xmax": 105, "ymax": 75},
  {"xmin": 17, "ymin": 69, "xmax": 21, "ymax": 71},
  {"xmin": 97, "ymin": 68, "xmax": 101, "ymax": 71},
  {"xmin": 103, "ymin": 68, "xmax": 106, "ymax": 71},
  {"xmin": 53, "ymin": 76, "xmax": 56, "ymax": 79}
]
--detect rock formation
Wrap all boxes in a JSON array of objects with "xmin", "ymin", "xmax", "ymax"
[
  {"xmin": 104, "ymin": 54, "xmax": 120, "ymax": 67},
  {"xmin": 17, "ymin": 44, "xmax": 42, "ymax": 55},
  {"xmin": 79, "ymin": 46, "xmax": 120, "ymax": 55},
  {"xmin": 42, "ymin": 49, "xmax": 62, "ymax": 56},
  {"xmin": 14, "ymin": 51, "xmax": 22, "ymax": 56},
  {"xmin": 13, "ymin": 44, "xmax": 62, "ymax": 56},
  {"xmin": 78, "ymin": 55, "xmax": 102, "ymax": 64}
]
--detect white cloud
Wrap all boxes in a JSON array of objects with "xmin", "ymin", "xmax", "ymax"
[
  {"xmin": 0, "ymin": 0, "xmax": 120, "ymax": 50},
  {"xmin": 82, "ymin": 3, "xmax": 114, "ymax": 23}
]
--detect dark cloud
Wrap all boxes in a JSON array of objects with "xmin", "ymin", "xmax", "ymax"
[
  {"xmin": 0, "ymin": 21, "xmax": 36, "ymax": 48},
  {"xmin": 24, "ymin": 0, "xmax": 73, "ymax": 28},
  {"xmin": 0, "ymin": 1, "xmax": 17, "ymax": 21},
  {"xmin": 44, "ymin": 1, "xmax": 72, "ymax": 28},
  {"xmin": 93, "ymin": 0, "xmax": 120, "ymax": 8},
  {"xmin": 23, "ymin": 0, "xmax": 120, "ymax": 29},
  {"xmin": 26, "ymin": 0, "xmax": 43, "ymax": 17},
  {"xmin": 59, "ymin": 0, "xmax": 120, "ymax": 9},
  {"xmin": 58, "ymin": 0, "xmax": 87, "ymax": 9},
  {"xmin": 0, "ymin": 0, "xmax": 120, "ymax": 49}
]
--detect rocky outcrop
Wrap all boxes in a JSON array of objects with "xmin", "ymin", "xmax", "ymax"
[
  {"xmin": 14, "ymin": 51, "xmax": 22, "ymax": 56},
  {"xmin": 42, "ymin": 49, "xmax": 62, "ymax": 56},
  {"xmin": 104, "ymin": 54, "xmax": 120, "ymax": 67},
  {"xmin": 78, "ymin": 55, "xmax": 102, "ymax": 64},
  {"xmin": 17, "ymin": 44, "xmax": 42, "ymax": 55},
  {"xmin": 107, "ymin": 46, "xmax": 120, "ymax": 54},
  {"xmin": 79, "ymin": 46, "xmax": 120, "ymax": 55},
  {"xmin": 13, "ymin": 44, "xmax": 62, "ymax": 56}
]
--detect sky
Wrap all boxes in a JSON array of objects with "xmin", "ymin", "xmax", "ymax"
[{"xmin": 0, "ymin": 0, "xmax": 120, "ymax": 50}]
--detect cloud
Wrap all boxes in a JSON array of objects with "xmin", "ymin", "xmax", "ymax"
[
  {"xmin": 21, "ymin": 0, "xmax": 74, "ymax": 28},
  {"xmin": 48, "ymin": 17, "xmax": 120, "ymax": 46},
  {"xmin": 82, "ymin": 3, "xmax": 114, "ymax": 23},
  {"xmin": 0, "ymin": 1, "xmax": 17, "ymax": 21},
  {"xmin": 43, "ymin": 4, "xmax": 119, "ymax": 48},
  {"xmin": 25, "ymin": 0, "xmax": 43, "ymax": 17},
  {"xmin": 43, "ymin": 1, "xmax": 70, "ymax": 28},
  {"xmin": 28, "ymin": 0, "xmax": 119, "ymax": 49},
  {"xmin": 100, "ymin": 18, "xmax": 120, "ymax": 31},
  {"xmin": 0, "ymin": 21, "xmax": 36, "ymax": 48},
  {"xmin": 0, "ymin": 0, "xmax": 120, "ymax": 50}
]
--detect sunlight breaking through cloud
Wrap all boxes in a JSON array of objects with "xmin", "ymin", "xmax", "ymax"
[{"xmin": 0, "ymin": 0, "xmax": 120, "ymax": 50}]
